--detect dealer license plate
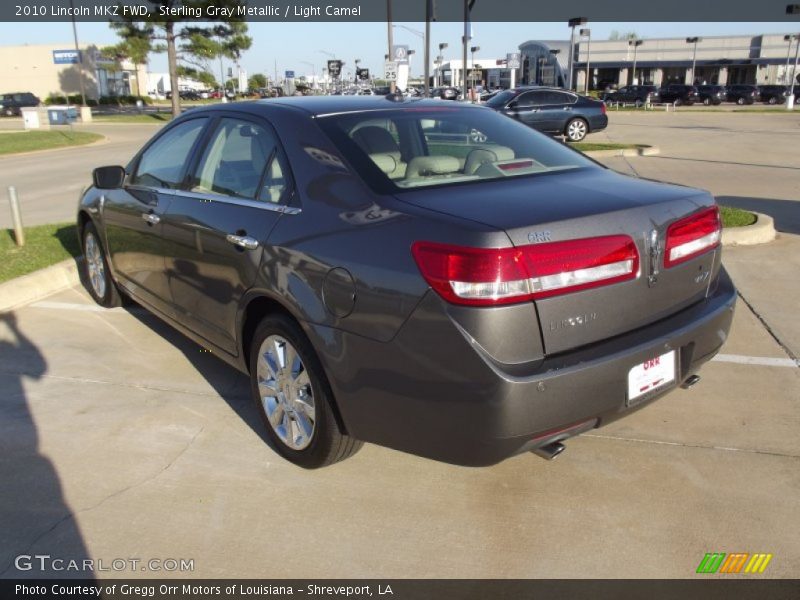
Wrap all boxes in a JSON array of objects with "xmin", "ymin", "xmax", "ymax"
[{"xmin": 627, "ymin": 350, "xmax": 676, "ymax": 403}]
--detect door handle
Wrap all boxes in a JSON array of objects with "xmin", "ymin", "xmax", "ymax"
[
  {"xmin": 141, "ymin": 212, "xmax": 160, "ymax": 225},
  {"xmin": 226, "ymin": 234, "xmax": 259, "ymax": 250}
]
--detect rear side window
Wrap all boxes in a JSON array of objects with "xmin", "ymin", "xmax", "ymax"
[
  {"xmin": 189, "ymin": 117, "xmax": 288, "ymax": 203},
  {"xmin": 131, "ymin": 119, "xmax": 206, "ymax": 188}
]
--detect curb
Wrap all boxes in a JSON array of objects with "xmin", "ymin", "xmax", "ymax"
[
  {"xmin": 584, "ymin": 146, "xmax": 660, "ymax": 158},
  {"xmin": 0, "ymin": 258, "xmax": 82, "ymax": 313},
  {"xmin": 722, "ymin": 211, "xmax": 776, "ymax": 246}
]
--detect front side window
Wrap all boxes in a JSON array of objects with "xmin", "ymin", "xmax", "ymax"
[
  {"xmin": 131, "ymin": 119, "xmax": 207, "ymax": 189},
  {"xmin": 318, "ymin": 107, "xmax": 596, "ymax": 192},
  {"xmin": 190, "ymin": 117, "xmax": 286, "ymax": 202}
]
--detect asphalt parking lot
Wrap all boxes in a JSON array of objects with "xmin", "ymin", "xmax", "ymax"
[{"xmin": 1, "ymin": 109, "xmax": 798, "ymax": 578}]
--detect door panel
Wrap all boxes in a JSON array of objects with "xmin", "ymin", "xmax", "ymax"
[
  {"xmin": 103, "ymin": 118, "xmax": 208, "ymax": 314},
  {"xmin": 161, "ymin": 116, "xmax": 290, "ymax": 355},
  {"xmin": 504, "ymin": 91, "xmax": 548, "ymax": 131}
]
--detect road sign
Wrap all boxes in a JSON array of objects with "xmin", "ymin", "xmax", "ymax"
[
  {"xmin": 392, "ymin": 45, "xmax": 409, "ymax": 64},
  {"xmin": 285, "ymin": 70, "xmax": 295, "ymax": 78},
  {"xmin": 358, "ymin": 68, "xmax": 370, "ymax": 81},
  {"xmin": 327, "ymin": 60, "xmax": 342, "ymax": 78},
  {"xmin": 384, "ymin": 61, "xmax": 398, "ymax": 81},
  {"xmin": 507, "ymin": 52, "xmax": 521, "ymax": 69}
]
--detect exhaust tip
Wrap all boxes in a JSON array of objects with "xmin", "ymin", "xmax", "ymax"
[
  {"xmin": 532, "ymin": 441, "xmax": 566, "ymax": 461},
  {"xmin": 681, "ymin": 374, "xmax": 701, "ymax": 389}
]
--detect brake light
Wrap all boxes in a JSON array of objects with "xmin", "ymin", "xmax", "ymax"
[
  {"xmin": 600, "ymin": 102, "xmax": 607, "ymax": 115},
  {"xmin": 664, "ymin": 206, "xmax": 721, "ymax": 268},
  {"xmin": 411, "ymin": 236, "xmax": 639, "ymax": 306}
]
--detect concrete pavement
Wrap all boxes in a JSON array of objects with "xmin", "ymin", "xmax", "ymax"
[{"xmin": 0, "ymin": 285, "xmax": 797, "ymax": 579}]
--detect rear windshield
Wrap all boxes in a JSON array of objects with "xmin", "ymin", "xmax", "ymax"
[{"xmin": 316, "ymin": 106, "xmax": 596, "ymax": 193}]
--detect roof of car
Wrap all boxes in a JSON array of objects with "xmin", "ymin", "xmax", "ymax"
[{"xmin": 196, "ymin": 95, "xmax": 484, "ymax": 117}]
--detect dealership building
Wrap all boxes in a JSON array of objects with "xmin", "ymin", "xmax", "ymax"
[
  {"xmin": 437, "ymin": 32, "xmax": 798, "ymax": 91},
  {"xmin": 0, "ymin": 43, "xmax": 147, "ymax": 100}
]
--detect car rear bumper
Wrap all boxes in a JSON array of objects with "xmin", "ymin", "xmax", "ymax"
[{"xmin": 311, "ymin": 268, "xmax": 736, "ymax": 466}]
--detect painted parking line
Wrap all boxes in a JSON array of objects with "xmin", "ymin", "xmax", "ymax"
[
  {"xmin": 29, "ymin": 300, "xmax": 128, "ymax": 313},
  {"xmin": 710, "ymin": 354, "xmax": 798, "ymax": 368}
]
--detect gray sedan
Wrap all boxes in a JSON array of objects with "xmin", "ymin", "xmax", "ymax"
[{"xmin": 78, "ymin": 96, "xmax": 735, "ymax": 468}]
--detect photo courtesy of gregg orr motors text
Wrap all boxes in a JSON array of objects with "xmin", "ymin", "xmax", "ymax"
[{"xmin": 14, "ymin": 554, "xmax": 194, "ymax": 573}]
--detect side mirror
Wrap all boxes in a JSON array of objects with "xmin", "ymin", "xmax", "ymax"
[
  {"xmin": 506, "ymin": 101, "xmax": 518, "ymax": 109},
  {"xmin": 93, "ymin": 165, "xmax": 126, "ymax": 189}
]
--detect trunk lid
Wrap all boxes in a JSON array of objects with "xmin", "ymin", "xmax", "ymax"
[{"xmin": 398, "ymin": 168, "xmax": 721, "ymax": 355}]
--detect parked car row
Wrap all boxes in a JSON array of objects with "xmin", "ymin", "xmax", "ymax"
[{"xmin": 602, "ymin": 83, "xmax": 792, "ymax": 106}]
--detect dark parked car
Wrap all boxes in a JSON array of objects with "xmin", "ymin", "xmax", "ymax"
[
  {"xmin": 0, "ymin": 92, "xmax": 40, "ymax": 116},
  {"xmin": 726, "ymin": 84, "xmax": 759, "ymax": 105},
  {"xmin": 485, "ymin": 86, "xmax": 607, "ymax": 142},
  {"xmin": 78, "ymin": 97, "xmax": 735, "ymax": 468},
  {"xmin": 758, "ymin": 85, "xmax": 791, "ymax": 105},
  {"xmin": 602, "ymin": 85, "xmax": 660, "ymax": 106},
  {"xmin": 431, "ymin": 86, "xmax": 460, "ymax": 100},
  {"xmin": 695, "ymin": 85, "xmax": 727, "ymax": 106},
  {"xmin": 658, "ymin": 84, "xmax": 699, "ymax": 106}
]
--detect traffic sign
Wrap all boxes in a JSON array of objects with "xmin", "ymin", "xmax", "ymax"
[
  {"xmin": 506, "ymin": 52, "xmax": 521, "ymax": 69},
  {"xmin": 285, "ymin": 70, "xmax": 295, "ymax": 78},
  {"xmin": 384, "ymin": 61, "xmax": 398, "ymax": 81}
]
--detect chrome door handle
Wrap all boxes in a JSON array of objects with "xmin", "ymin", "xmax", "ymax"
[
  {"xmin": 226, "ymin": 234, "xmax": 259, "ymax": 250},
  {"xmin": 141, "ymin": 212, "xmax": 160, "ymax": 225}
]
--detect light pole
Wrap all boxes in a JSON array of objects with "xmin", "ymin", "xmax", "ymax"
[
  {"xmin": 300, "ymin": 60, "xmax": 316, "ymax": 90},
  {"xmin": 387, "ymin": 0, "xmax": 395, "ymax": 93},
  {"xmin": 785, "ymin": 35, "xmax": 798, "ymax": 84},
  {"xmin": 407, "ymin": 50, "xmax": 416, "ymax": 81},
  {"xmin": 438, "ymin": 43, "xmax": 448, "ymax": 87},
  {"xmin": 470, "ymin": 45, "xmax": 480, "ymax": 101},
  {"xmin": 629, "ymin": 38, "xmax": 643, "ymax": 85},
  {"xmin": 580, "ymin": 28, "xmax": 591, "ymax": 94},
  {"xmin": 686, "ymin": 37, "xmax": 702, "ymax": 84},
  {"xmin": 567, "ymin": 17, "xmax": 587, "ymax": 90},
  {"xmin": 354, "ymin": 58, "xmax": 361, "ymax": 85},
  {"xmin": 790, "ymin": 32, "xmax": 800, "ymax": 109},
  {"xmin": 69, "ymin": 0, "xmax": 87, "ymax": 106}
]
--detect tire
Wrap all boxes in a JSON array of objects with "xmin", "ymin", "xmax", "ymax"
[
  {"xmin": 674, "ymin": 98, "xmax": 683, "ymax": 106},
  {"xmin": 736, "ymin": 97, "xmax": 745, "ymax": 105},
  {"xmin": 82, "ymin": 222, "xmax": 123, "ymax": 308},
  {"xmin": 564, "ymin": 118, "xmax": 588, "ymax": 142},
  {"xmin": 768, "ymin": 97, "xmax": 777, "ymax": 105},
  {"xmin": 249, "ymin": 314, "xmax": 362, "ymax": 469},
  {"xmin": 634, "ymin": 99, "xmax": 643, "ymax": 108},
  {"xmin": 703, "ymin": 98, "xmax": 710, "ymax": 105}
]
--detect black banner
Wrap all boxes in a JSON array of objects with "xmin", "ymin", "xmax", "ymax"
[
  {"xmin": 3, "ymin": 580, "xmax": 800, "ymax": 600},
  {"xmin": 2, "ymin": 0, "xmax": 800, "ymax": 22}
]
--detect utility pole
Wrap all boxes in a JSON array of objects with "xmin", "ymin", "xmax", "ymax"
[
  {"xmin": 69, "ymin": 0, "xmax": 87, "ymax": 106},
  {"xmin": 387, "ymin": 0, "xmax": 395, "ymax": 93},
  {"xmin": 424, "ymin": 0, "xmax": 432, "ymax": 97},
  {"xmin": 580, "ymin": 28, "xmax": 591, "ymax": 94},
  {"xmin": 686, "ymin": 37, "xmax": 702, "ymax": 84},
  {"xmin": 567, "ymin": 17, "xmax": 587, "ymax": 90}
]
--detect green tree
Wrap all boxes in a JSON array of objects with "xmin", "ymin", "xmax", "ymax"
[
  {"xmin": 110, "ymin": 1, "xmax": 251, "ymax": 116},
  {"xmin": 176, "ymin": 66, "xmax": 217, "ymax": 89},
  {"xmin": 609, "ymin": 30, "xmax": 640, "ymax": 41},
  {"xmin": 248, "ymin": 73, "xmax": 267, "ymax": 90}
]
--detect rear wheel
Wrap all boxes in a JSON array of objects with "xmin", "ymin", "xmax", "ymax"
[
  {"xmin": 564, "ymin": 118, "xmax": 588, "ymax": 142},
  {"xmin": 249, "ymin": 314, "xmax": 362, "ymax": 468},
  {"xmin": 82, "ymin": 222, "xmax": 122, "ymax": 308}
]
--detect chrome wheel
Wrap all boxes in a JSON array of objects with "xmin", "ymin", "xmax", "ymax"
[
  {"xmin": 566, "ymin": 119, "xmax": 587, "ymax": 142},
  {"xmin": 256, "ymin": 335, "xmax": 315, "ymax": 451},
  {"xmin": 84, "ymin": 232, "xmax": 107, "ymax": 299}
]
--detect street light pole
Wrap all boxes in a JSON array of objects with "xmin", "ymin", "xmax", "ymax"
[
  {"xmin": 387, "ymin": 0, "xmax": 395, "ymax": 93},
  {"xmin": 69, "ymin": 0, "xmax": 87, "ymax": 106},
  {"xmin": 580, "ymin": 28, "xmax": 591, "ymax": 94},
  {"xmin": 438, "ymin": 43, "xmax": 448, "ymax": 87},
  {"xmin": 686, "ymin": 37, "xmax": 702, "ymax": 84},
  {"xmin": 425, "ymin": 0, "xmax": 432, "ymax": 97},
  {"xmin": 567, "ymin": 17, "xmax": 587, "ymax": 91},
  {"xmin": 470, "ymin": 45, "xmax": 480, "ymax": 102},
  {"xmin": 785, "ymin": 35, "xmax": 798, "ymax": 84},
  {"xmin": 629, "ymin": 38, "xmax": 643, "ymax": 85}
]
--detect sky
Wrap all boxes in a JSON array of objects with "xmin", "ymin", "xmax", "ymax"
[{"xmin": 0, "ymin": 21, "xmax": 795, "ymax": 81}]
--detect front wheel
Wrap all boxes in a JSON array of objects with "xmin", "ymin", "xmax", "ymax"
[
  {"xmin": 82, "ymin": 222, "xmax": 122, "ymax": 308},
  {"xmin": 250, "ymin": 314, "xmax": 362, "ymax": 468},
  {"xmin": 564, "ymin": 118, "xmax": 588, "ymax": 142}
]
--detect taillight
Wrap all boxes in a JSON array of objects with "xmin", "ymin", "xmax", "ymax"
[
  {"xmin": 411, "ymin": 235, "xmax": 639, "ymax": 306},
  {"xmin": 600, "ymin": 102, "xmax": 607, "ymax": 115},
  {"xmin": 664, "ymin": 206, "xmax": 721, "ymax": 268}
]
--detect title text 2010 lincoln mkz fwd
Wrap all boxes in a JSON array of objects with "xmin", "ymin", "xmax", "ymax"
[{"xmin": 78, "ymin": 96, "xmax": 735, "ymax": 468}]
